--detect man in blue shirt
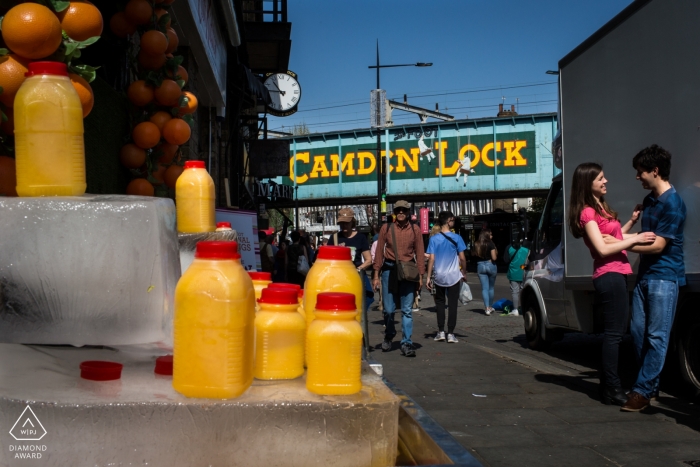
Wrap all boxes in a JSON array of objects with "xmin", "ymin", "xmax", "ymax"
[
  {"xmin": 622, "ymin": 145, "xmax": 686, "ymax": 412},
  {"xmin": 426, "ymin": 211, "xmax": 467, "ymax": 344}
]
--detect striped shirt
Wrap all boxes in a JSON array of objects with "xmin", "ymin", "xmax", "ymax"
[{"xmin": 373, "ymin": 221, "xmax": 426, "ymax": 275}]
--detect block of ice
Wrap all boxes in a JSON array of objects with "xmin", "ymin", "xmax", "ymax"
[
  {"xmin": 178, "ymin": 230, "xmax": 237, "ymax": 273},
  {"xmin": 0, "ymin": 195, "xmax": 180, "ymax": 346},
  {"xmin": 0, "ymin": 344, "xmax": 399, "ymax": 467}
]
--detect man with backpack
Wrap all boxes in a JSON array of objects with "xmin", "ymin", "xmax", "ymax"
[{"xmin": 503, "ymin": 237, "xmax": 531, "ymax": 316}]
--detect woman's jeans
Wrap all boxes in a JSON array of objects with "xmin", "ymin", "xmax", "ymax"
[
  {"xmin": 592, "ymin": 272, "xmax": 629, "ymax": 389},
  {"xmin": 476, "ymin": 261, "xmax": 497, "ymax": 308}
]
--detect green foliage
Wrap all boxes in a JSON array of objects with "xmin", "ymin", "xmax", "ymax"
[
  {"xmin": 69, "ymin": 64, "xmax": 99, "ymax": 83},
  {"xmin": 48, "ymin": 0, "xmax": 70, "ymax": 12},
  {"xmin": 291, "ymin": 123, "xmax": 310, "ymax": 135}
]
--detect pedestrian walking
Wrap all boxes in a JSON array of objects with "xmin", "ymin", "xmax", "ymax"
[
  {"xmin": 503, "ymin": 237, "xmax": 531, "ymax": 317},
  {"xmin": 285, "ymin": 231, "xmax": 308, "ymax": 288},
  {"xmin": 621, "ymin": 145, "xmax": 686, "ymax": 412},
  {"xmin": 259, "ymin": 231, "xmax": 275, "ymax": 274},
  {"xmin": 373, "ymin": 200, "xmax": 425, "ymax": 357},
  {"xmin": 426, "ymin": 211, "xmax": 467, "ymax": 344},
  {"xmin": 568, "ymin": 162, "xmax": 656, "ymax": 406},
  {"xmin": 474, "ymin": 229, "xmax": 498, "ymax": 315}
]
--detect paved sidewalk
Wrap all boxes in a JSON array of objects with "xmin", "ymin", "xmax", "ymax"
[{"xmin": 370, "ymin": 274, "xmax": 700, "ymax": 467}]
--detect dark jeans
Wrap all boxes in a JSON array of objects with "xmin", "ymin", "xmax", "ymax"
[
  {"xmin": 592, "ymin": 272, "xmax": 629, "ymax": 389},
  {"xmin": 435, "ymin": 282, "xmax": 460, "ymax": 334}
]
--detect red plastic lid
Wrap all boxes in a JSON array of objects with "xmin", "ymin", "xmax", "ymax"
[
  {"xmin": 317, "ymin": 245, "xmax": 352, "ymax": 261},
  {"xmin": 268, "ymin": 282, "xmax": 303, "ymax": 299},
  {"xmin": 259, "ymin": 288, "xmax": 299, "ymax": 305},
  {"xmin": 248, "ymin": 271, "xmax": 272, "ymax": 281},
  {"xmin": 79, "ymin": 360, "xmax": 123, "ymax": 381},
  {"xmin": 154, "ymin": 355, "xmax": 173, "ymax": 376},
  {"xmin": 25, "ymin": 61, "xmax": 68, "ymax": 77},
  {"xmin": 315, "ymin": 292, "xmax": 356, "ymax": 312},
  {"xmin": 216, "ymin": 222, "xmax": 232, "ymax": 229},
  {"xmin": 184, "ymin": 160, "xmax": 206, "ymax": 169},
  {"xmin": 195, "ymin": 241, "xmax": 241, "ymax": 259}
]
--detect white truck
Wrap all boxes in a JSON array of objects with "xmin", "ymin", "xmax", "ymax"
[{"xmin": 521, "ymin": 0, "xmax": 700, "ymax": 393}]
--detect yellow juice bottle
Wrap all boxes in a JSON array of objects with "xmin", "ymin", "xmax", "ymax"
[
  {"xmin": 268, "ymin": 282, "xmax": 305, "ymax": 318},
  {"xmin": 173, "ymin": 241, "xmax": 255, "ymax": 398},
  {"xmin": 14, "ymin": 61, "xmax": 85, "ymax": 197},
  {"xmin": 248, "ymin": 271, "xmax": 272, "ymax": 303},
  {"xmin": 306, "ymin": 292, "xmax": 363, "ymax": 395},
  {"xmin": 254, "ymin": 288, "xmax": 306, "ymax": 380},
  {"xmin": 175, "ymin": 160, "xmax": 215, "ymax": 233},
  {"xmin": 303, "ymin": 246, "xmax": 363, "ymax": 326}
]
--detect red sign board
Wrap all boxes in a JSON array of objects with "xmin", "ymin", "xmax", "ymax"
[{"xmin": 420, "ymin": 208, "xmax": 429, "ymax": 234}]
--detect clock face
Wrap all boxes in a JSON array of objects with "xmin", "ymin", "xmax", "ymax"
[{"xmin": 263, "ymin": 71, "xmax": 301, "ymax": 116}]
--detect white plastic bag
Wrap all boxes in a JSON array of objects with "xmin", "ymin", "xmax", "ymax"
[
  {"xmin": 458, "ymin": 281, "xmax": 472, "ymax": 305},
  {"xmin": 297, "ymin": 255, "xmax": 310, "ymax": 275}
]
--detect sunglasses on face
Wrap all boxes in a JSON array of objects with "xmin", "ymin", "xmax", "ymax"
[{"xmin": 394, "ymin": 208, "xmax": 408, "ymax": 214}]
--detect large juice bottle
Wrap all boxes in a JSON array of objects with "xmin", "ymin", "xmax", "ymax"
[
  {"xmin": 173, "ymin": 241, "xmax": 255, "ymax": 398},
  {"xmin": 306, "ymin": 292, "xmax": 363, "ymax": 395},
  {"xmin": 248, "ymin": 271, "xmax": 272, "ymax": 303},
  {"xmin": 268, "ymin": 282, "xmax": 305, "ymax": 318},
  {"xmin": 254, "ymin": 288, "xmax": 306, "ymax": 380},
  {"xmin": 14, "ymin": 61, "xmax": 85, "ymax": 197},
  {"xmin": 175, "ymin": 160, "xmax": 215, "ymax": 233},
  {"xmin": 303, "ymin": 246, "xmax": 363, "ymax": 326}
]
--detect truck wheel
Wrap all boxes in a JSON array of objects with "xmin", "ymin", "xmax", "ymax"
[
  {"xmin": 678, "ymin": 312, "xmax": 700, "ymax": 396},
  {"xmin": 523, "ymin": 298, "xmax": 551, "ymax": 350}
]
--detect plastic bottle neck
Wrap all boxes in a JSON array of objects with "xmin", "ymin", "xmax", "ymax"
[
  {"xmin": 258, "ymin": 303, "xmax": 300, "ymax": 313},
  {"xmin": 313, "ymin": 310, "xmax": 357, "ymax": 320}
]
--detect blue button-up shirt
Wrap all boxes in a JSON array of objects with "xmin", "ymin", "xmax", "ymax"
[{"xmin": 638, "ymin": 186, "xmax": 686, "ymax": 285}]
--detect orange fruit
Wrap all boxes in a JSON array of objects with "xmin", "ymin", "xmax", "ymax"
[
  {"xmin": 119, "ymin": 143, "xmax": 147, "ymax": 169},
  {"xmin": 126, "ymin": 178, "xmax": 154, "ymax": 196},
  {"xmin": 132, "ymin": 121, "xmax": 161, "ymax": 149},
  {"xmin": 151, "ymin": 163, "xmax": 166, "ymax": 185},
  {"xmin": 137, "ymin": 50, "xmax": 166, "ymax": 71},
  {"xmin": 109, "ymin": 12, "xmax": 136, "ymax": 38},
  {"xmin": 69, "ymin": 73, "xmax": 94, "ymax": 118},
  {"xmin": 154, "ymin": 79, "xmax": 181, "ymax": 106},
  {"xmin": 57, "ymin": 1, "xmax": 104, "ymax": 42},
  {"xmin": 0, "ymin": 54, "xmax": 30, "ymax": 107},
  {"xmin": 2, "ymin": 3, "xmax": 62, "ymax": 59},
  {"xmin": 164, "ymin": 164, "xmax": 183, "ymax": 189},
  {"xmin": 1, "ymin": 108, "xmax": 14, "ymax": 135},
  {"xmin": 178, "ymin": 91, "xmax": 198, "ymax": 116},
  {"xmin": 149, "ymin": 110, "xmax": 172, "ymax": 131},
  {"xmin": 0, "ymin": 155, "xmax": 17, "ymax": 196},
  {"xmin": 166, "ymin": 64, "xmax": 187, "ymax": 84},
  {"xmin": 162, "ymin": 118, "xmax": 190, "ymax": 145},
  {"xmin": 165, "ymin": 28, "xmax": 178, "ymax": 54},
  {"xmin": 156, "ymin": 142, "xmax": 178, "ymax": 163},
  {"xmin": 125, "ymin": 0, "xmax": 153, "ymax": 26},
  {"xmin": 140, "ymin": 29, "xmax": 168, "ymax": 55},
  {"xmin": 127, "ymin": 80, "xmax": 154, "ymax": 107},
  {"xmin": 155, "ymin": 8, "xmax": 171, "ymax": 28}
]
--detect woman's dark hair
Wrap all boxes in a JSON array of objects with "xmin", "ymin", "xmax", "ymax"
[
  {"xmin": 437, "ymin": 210, "xmax": 454, "ymax": 227},
  {"xmin": 475, "ymin": 228, "xmax": 493, "ymax": 258},
  {"xmin": 290, "ymin": 231, "xmax": 300, "ymax": 242},
  {"xmin": 632, "ymin": 144, "xmax": 671, "ymax": 181},
  {"xmin": 568, "ymin": 162, "xmax": 618, "ymax": 239}
]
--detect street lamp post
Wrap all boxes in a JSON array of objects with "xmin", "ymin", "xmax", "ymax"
[{"xmin": 368, "ymin": 41, "xmax": 431, "ymax": 225}]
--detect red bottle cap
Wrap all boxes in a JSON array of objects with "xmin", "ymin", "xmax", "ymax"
[
  {"xmin": 268, "ymin": 282, "xmax": 303, "ymax": 299},
  {"xmin": 184, "ymin": 160, "xmax": 206, "ymax": 169},
  {"xmin": 248, "ymin": 271, "xmax": 271, "ymax": 281},
  {"xmin": 154, "ymin": 355, "xmax": 173, "ymax": 376},
  {"xmin": 195, "ymin": 241, "xmax": 241, "ymax": 259},
  {"xmin": 216, "ymin": 221, "xmax": 231, "ymax": 229},
  {"xmin": 79, "ymin": 361, "xmax": 123, "ymax": 381},
  {"xmin": 316, "ymin": 245, "xmax": 352, "ymax": 261},
  {"xmin": 25, "ymin": 61, "xmax": 68, "ymax": 77},
  {"xmin": 259, "ymin": 288, "xmax": 299, "ymax": 305},
  {"xmin": 315, "ymin": 292, "xmax": 356, "ymax": 312}
]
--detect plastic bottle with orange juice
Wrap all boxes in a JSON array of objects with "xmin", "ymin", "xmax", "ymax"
[
  {"xmin": 306, "ymin": 292, "xmax": 363, "ymax": 395},
  {"xmin": 254, "ymin": 288, "xmax": 306, "ymax": 380},
  {"xmin": 303, "ymin": 246, "xmax": 363, "ymax": 327},
  {"xmin": 14, "ymin": 61, "xmax": 86, "ymax": 197},
  {"xmin": 248, "ymin": 271, "xmax": 272, "ymax": 303},
  {"xmin": 268, "ymin": 282, "xmax": 305, "ymax": 318},
  {"xmin": 175, "ymin": 160, "xmax": 215, "ymax": 233},
  {"xmin": 173, "ymin": 241, "xmax": 255, "ymax": 399}
]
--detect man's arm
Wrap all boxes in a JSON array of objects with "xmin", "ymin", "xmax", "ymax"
[
  {"xmin": 426, "ymin": 254, "xmax": 435, "ymax": 289},
  {"xmin": 458, "ymin": 251, "xmax": 467, "ymax": 279},
  {"xmin": 628, "ymin": 236, "xmax": 668, "ymax": 254},
  {"xmin": 373, "ymin": 226, "xmax": 387, "ymax": 277},
  {"xmin": 415, "ymin": 226, "xmax": 426, "ymax": 275}
]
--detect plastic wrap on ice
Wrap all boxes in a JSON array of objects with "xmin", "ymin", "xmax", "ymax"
[
  {"xmin": 178, "ymin": 230, "xmax": 237, "ymax": 273},
  {"xmin": 0, "ymin": 195, "xmax": 180, "ymax": 346}
]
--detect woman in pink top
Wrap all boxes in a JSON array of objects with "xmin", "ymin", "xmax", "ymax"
[{"xmin": 568, "ymin": 162, "xmax": 656, "ymax": 406}]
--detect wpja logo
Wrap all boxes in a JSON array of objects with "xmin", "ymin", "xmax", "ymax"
[{"xmin": 8, "ymin": 406, "xmax": 47, "ymax": 460}]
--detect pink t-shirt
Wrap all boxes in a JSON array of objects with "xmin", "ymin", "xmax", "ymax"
[{"xmin": 579, "ymin": 206, "xmax": 632, "ymax": 279}]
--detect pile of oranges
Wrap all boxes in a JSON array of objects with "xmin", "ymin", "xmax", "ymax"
[
  {"xmin": 0, "ymin": 1, "xmax": 103, "ymax": 196},
  {"xmin": 111, "ymin": 0, "xmax": 196, "ymax": 197}
]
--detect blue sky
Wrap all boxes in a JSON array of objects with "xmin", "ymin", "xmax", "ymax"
[{"xmin": 267, "ymin": 0, "xmax": 633, "ymax": 134}]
